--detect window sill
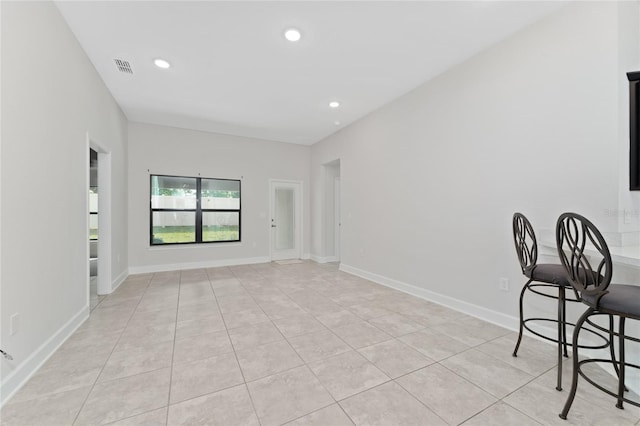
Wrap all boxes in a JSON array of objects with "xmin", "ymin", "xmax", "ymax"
[{"xmin": 148, "ymin": 242, "xmax": 243, "ymax": 251}]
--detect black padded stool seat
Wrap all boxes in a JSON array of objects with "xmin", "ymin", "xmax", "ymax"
[
  {"xmin": 525, "ymin": 264, "xmax": 572, "ymax": 287},
  {"xmin": 582, "ymin": 285, "xmax": 640, "ymax": 318}
]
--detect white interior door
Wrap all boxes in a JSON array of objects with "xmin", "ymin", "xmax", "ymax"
[{"xmin": 270, "ymin": 181, "xmax": 302, "ymax": 261}]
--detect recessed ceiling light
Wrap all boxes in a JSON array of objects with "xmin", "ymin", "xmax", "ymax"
[
  {"xmin": 154, "ymin": 58, "xmax": 171, "ymax": 69},
  {"xmin": 329, "ymin": 101, "xmax": 340, "ymax": 108},
  {"xmin": 334, "ymin": 121, "xmax": 341, "ymax": 126},
  {"xmin": 284, "ymin": 28, "xmax": 301, "ymax": 42}
]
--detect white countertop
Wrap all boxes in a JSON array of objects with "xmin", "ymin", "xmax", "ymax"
[{"xmin": 541, "ymin": 240, "xmax": 640, "ymax": 268}]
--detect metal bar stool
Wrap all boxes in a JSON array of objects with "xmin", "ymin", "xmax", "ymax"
[
  {"xmin": 557, "ymin": 212, "xmax": 640, "ymax": 419},
  {"xmin": 512, "ymin": 213, "xmax": 609, "ymax": 391}
]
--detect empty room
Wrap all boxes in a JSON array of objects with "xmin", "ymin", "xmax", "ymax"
[{"xmin": 1, "ymin": 1, "xmax": 640, "ymax": 425}]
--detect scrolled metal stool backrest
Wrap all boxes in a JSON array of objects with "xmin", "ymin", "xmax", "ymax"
[
  {"xmin": 513, "ymin": 213, "xmax": 538, "ymax": 274},
  {"xmin": 555, "ymin": 212, "xmax": 612, "ymax": 306}
]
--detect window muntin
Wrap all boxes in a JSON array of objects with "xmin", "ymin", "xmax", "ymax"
[{"xmin": 150, "ymin": 174, "xmax": 241, "ymax": 245}]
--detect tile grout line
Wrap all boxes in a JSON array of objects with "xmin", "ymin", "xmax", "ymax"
[
  {"xmin": 240, "ymin": 263, "xmax": 346, "ymax": 425},
  {"xmin": 210, "ymin": 266, "xmax": 263, "ymax": 426},
  {"xmin": 249, "ymin": 263, "xmax": 344, "ymax": 424},
  {"xmin": 269, "ymin": 265, "xmax": 391, "ymax": 424},
  {"xmin": 163, "ymin": 270, "xmax": 186, "ymax": 426},
  {"xmin": 436, "ymin": 352, "xmax": 548, "ymax": 422},
  {"xmin": 461, "ymin": 400, "xmax": 545, "ymax": 426},
  {"xmin": 71, "ymin": 274, "xmax": 155, "ymax": 425},
  {"xmin": 268, "ymin": 266, "xmax": 354, "ymax": 425}
]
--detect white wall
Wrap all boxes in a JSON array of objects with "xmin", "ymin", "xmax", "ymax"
[
  {"xmin": 311, "ymin": 2, "xmax": 639, "ymax": 325},
  {"xmin": 128, "ymin": 123, "xmax": 311, "ymax": 272},
  {"xmin": 0, "ymin": 1, "xmax": 128, "ymax": 404},
  {"xmin": 617, "ymin": 1, "xmax": 640, "ymax": 238}
]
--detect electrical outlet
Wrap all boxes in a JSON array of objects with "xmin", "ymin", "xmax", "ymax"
[
  {"xmin": 499, "ymin": 278, "xmax": 510, "ymax": 292},
  {"xmin": 10, "ymin": 313, "xmax": 20, "ymax": 336}
]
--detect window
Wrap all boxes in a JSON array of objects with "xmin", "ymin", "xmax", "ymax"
[{"xmin": 150, "ymin": 174, "xmax": 241, "ymax": 245}]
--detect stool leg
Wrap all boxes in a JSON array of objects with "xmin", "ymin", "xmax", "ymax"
[
  {"xmin": 608, "ymin": 315, "xmax": 628, "ymax": 392},
  {"xmin": 560, "ymin": 307, "xmax": 593, "ymax": 420},
  {"xmin": 616, "ymin": 317, "xmax": 626, "ymax": 410},
  {"xmin": 513, "ymin": 279, "xmax": 531, "ymax": 357},
  {"xmin": 561, "ymin": 292, "xmax": 568, "ymax": 358},
  {"xmin": 556, "ymin": 287, "xmax": 565, "ymax": 391}
]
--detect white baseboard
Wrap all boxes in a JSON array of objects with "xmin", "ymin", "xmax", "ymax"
[
  {"xmin": 310, "ymin": 254, "xmax": 339, "ymax": 264},
  {"xmin": 111, "ymin": 268, "xmax": 128, "ymax": 293},
  {"xmin": 128, "ymin": 256, "xmax": 271, "ymax": 275},
  {"xmin": 0, "ymin": 305, "xmax": 89, "ymax": 407},
  {"xmin": 339, "ymin": 263, "xmax": 519, "ymax": 331}
]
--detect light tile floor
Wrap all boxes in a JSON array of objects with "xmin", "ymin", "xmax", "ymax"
[
  {"xmin": 90, "ymin": 276, "xmax": 106, "ymax": 311},
  {"xmin": 2, "ymin": 261, "xmax": 639, "ymax": 425}
]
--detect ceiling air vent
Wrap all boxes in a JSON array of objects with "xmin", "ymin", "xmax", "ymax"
[{"xmin": 114, "ymin": 59, "xmax": 133, "ymax": 74}]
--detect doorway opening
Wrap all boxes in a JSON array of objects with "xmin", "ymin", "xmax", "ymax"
[
  {"xmin": 87, "ymin": 135, "xmax": 112, "ymax": 305},
  {"xmin": 89, "ymin": 149, "xmax": 102, "ymax": 309},
  {"xmin": 269, "ymin": 180, "xmax": 302, "ymax": 261}
]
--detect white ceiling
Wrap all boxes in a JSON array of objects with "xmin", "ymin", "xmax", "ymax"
[{"xmin": 55, "ymin": 1, "xmax": 565, "ymax": 145}]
